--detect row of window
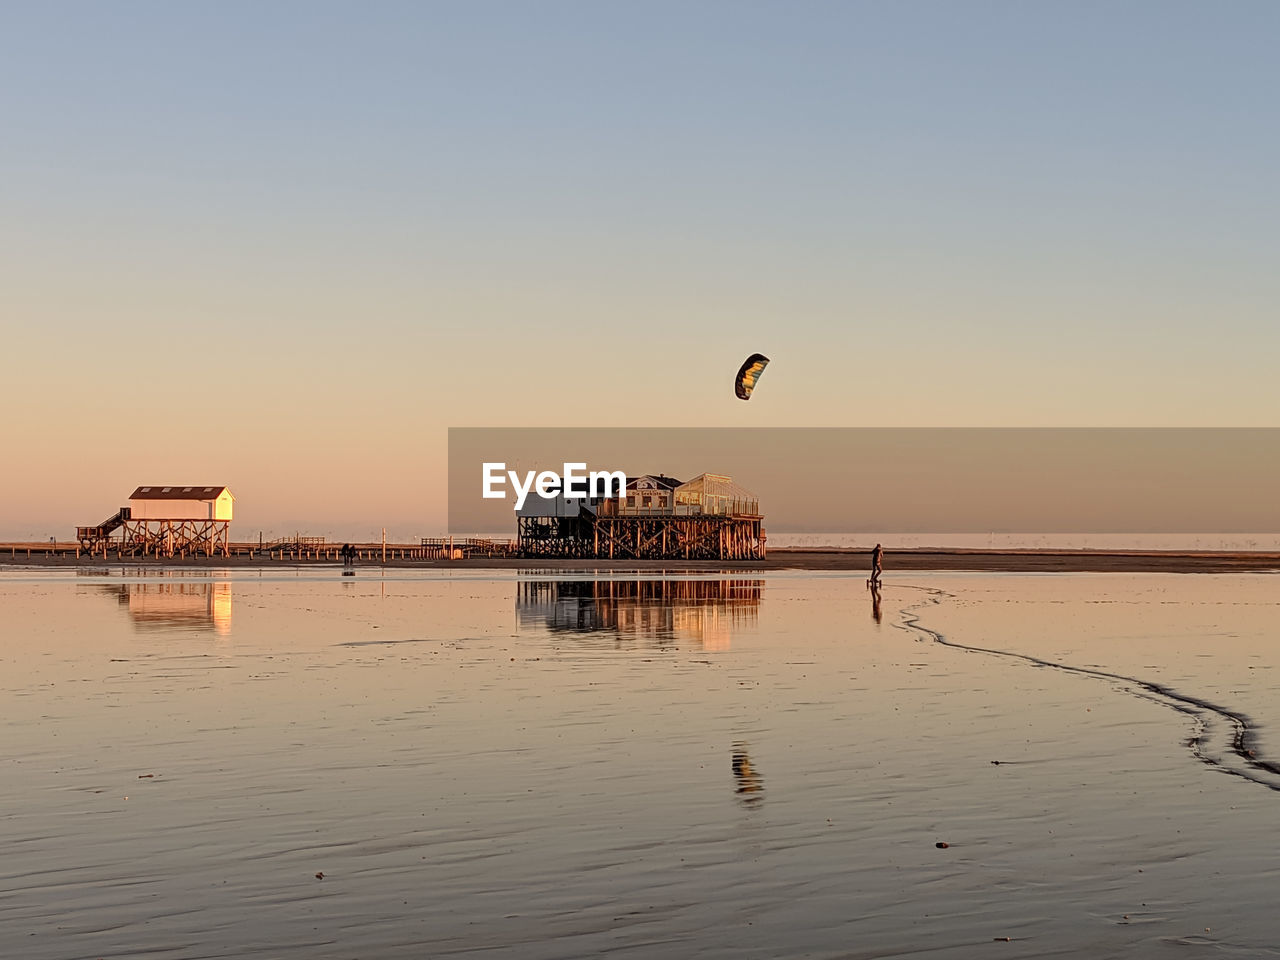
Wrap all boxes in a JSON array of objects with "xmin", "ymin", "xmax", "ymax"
[{"xmin": 627, "ymin": 494, "xmax": 670, "ymax": 507}]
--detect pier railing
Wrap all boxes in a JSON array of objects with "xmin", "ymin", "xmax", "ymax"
[
  {"xmin": 19, "ymin": 536, "xmax": 517, "ymax": 562},
  {"xmin": 597, "ymin": 498, "xmax": 761, "ymax": 518},
  {"xmin": 262, "ymin": 535, "xmax": 327, "ymax": 549},
  {"xmin": 421, "ymin": 537, "xmax": 518, "ymax": 558}
]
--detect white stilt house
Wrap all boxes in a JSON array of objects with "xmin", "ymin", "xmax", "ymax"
[
  {"xmin": 520, "ymin": 471, "xmax": 764, "ymax": 560},
  {"xmin": 78, "ymin": 485, "xmax": 235, "ymax": 558},
  {"xmin": 124, "ymin": 485, "xmax": 234, "ymax": 557}
]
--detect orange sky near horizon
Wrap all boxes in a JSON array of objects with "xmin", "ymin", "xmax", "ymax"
[{"xmin": 4, "ymin": 294, "xmax": 1279, "ymax": 540}]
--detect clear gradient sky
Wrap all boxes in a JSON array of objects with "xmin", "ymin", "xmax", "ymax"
[{"xmin": 3, "ymin": 1, "xmax": 1277, "ymax": 538}]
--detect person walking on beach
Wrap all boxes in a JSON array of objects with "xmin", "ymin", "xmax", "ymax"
[
  {"xmin": 870, "ymin": 543, "xmax": 883, "ymax": 586},
  {"xmin": 342, "ymin": 543, "xmax": 355, "ymax": 569}
]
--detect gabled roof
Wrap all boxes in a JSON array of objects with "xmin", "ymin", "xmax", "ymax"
[
  {"xmin": 129, "ymin": 485, "xmax": 232, "ymax": 500},
  {"xmin": 627, "ymin": 474, "xmax": 683, "ymax": 491}
]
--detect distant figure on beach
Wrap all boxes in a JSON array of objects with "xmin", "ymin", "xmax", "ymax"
[
  {"xmin": 870, "ymin": 581, "xmax": 882, "ymax": 624},
  {"xmin": 342, "ymin": 543, "xmax": 355, "ymax": 569},
  {"xmin": 870, "ymin": 543, "xmax": 883, "ymax": 586}
]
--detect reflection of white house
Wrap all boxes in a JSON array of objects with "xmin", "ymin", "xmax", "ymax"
[
  {"xmin": 128, "ymin": 486, "xmax": 234, "ymax": 521},
  {"xmin": 515, "ymin": 580, "xmax": 761, "ymax": 648},
  {"xmin": 125, "ymin": 582, "xmax": 233, "ymax": 636}
]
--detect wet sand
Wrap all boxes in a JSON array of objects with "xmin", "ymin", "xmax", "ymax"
[{"xmin": 3, "ymin": 570, "xmax": 1280, "ymax": 958}]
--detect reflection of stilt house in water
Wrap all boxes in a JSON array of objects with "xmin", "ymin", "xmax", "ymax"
[
  {"xmin": 732, "ymin": 742, "xmax": 764, "ymax": 804},
  {"xmin": 78, "ymin": 486, "xmax": 234, "ymax": 557},
  {"xmin": 517, "ymin": 473, "xmax": 765, "ymax": 560},
  {"xmin": 95, "ymin": 582, "xmax": 233, "ymax": 635},
  {"xmin": 516, "ymin": 579, "xmax": 761, "ymax": 649}
]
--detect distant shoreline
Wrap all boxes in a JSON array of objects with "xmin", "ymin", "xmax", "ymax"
[{"xmin": 2, "ymin": 547, "xmax": 1278, "ymax": 574}]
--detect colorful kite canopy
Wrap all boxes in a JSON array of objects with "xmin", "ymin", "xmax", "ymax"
[{"xmin": 734, "ymin": 353, "xmax": 770, "ymax": 400}]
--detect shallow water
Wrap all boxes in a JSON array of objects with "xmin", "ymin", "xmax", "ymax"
[{"xmin": 2, "ymin": 569, "xmax": 1280, "ymax": 958}]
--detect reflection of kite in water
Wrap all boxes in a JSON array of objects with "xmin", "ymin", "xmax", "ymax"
[
  {"xmin": 732, "ymin": 742, "xmax": 764, "ymax": 804},
  {"xmin": 734, "ymin": 353, "xmax": 770, "ymax": 400}
]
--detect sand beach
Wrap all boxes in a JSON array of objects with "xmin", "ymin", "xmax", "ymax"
[{"xmin": 3, "ymin": 567, "xmax": 1280, "ymax": 958}]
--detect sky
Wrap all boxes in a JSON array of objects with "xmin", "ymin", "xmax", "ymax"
[
  {"xmin": 449, "ymin": 428, "xmax": 1280, "ymax": 534},
  {"xmin": 2, "ymin": 1, "xmax": 1278, "ymax": 539}
]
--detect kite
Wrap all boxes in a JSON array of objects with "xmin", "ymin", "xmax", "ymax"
[{"xmin": 734, "ymin": 353, "xmax": 770, "ymax": 400}]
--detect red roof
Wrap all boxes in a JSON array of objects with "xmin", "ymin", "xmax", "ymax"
[{"xmin": 129, "ymin": 485, "xmax": 231, "ymax": 500}]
